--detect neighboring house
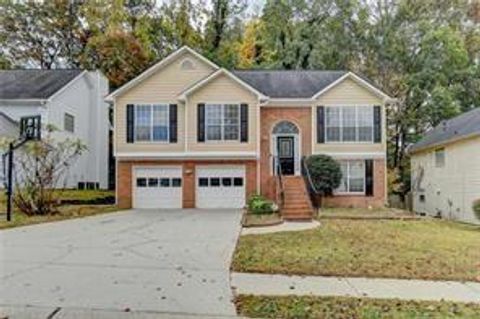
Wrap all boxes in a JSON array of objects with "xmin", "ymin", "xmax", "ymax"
[
  {"xmin": 410, "ymin": 107, "xmax": 480, "ymax": 224},
  {"xmin": 0, "ymin": 112, "xmax": 19, "ymax": 187},
  {"xmin": 107, "ymin": 46, "xmax": 392, "ymax": 219},
  {"xmin": 0, "ymin": 69, "xmax": 110, "ymax": 189}
]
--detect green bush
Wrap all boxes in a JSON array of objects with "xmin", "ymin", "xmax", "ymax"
[
  {"xmin": 248, "ymin": 194, "xmax": 274, "ymax": 215},
  {"xmin": 473, "ymin": 199, "xmax": 480, "ymax": 221},
  {"xmin": 305, "ymin": 155, "xmax": 342, "ymax": 196}
]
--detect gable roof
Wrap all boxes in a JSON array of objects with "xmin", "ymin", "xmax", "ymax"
[
  {"xmin": 106, "ymin": 46, "xmax": 219, "ymax": 101},
  {"xmin": 104, "ymin": 45, "xmax": 392, "ymax": 102},
  {"xmin": 233, "ymin": 70, "xmax": 347, "ymax": 98},
  {"xmin": 409, "ymin": 107, "xmax": 480, "ymax": 154},
  {"xmin": 0, "ymin": 69, "xmax": 83, "ymax": 100},
  {"xmin": 178, "ymin": 68, "xmax": 268, "ymax": 100}
]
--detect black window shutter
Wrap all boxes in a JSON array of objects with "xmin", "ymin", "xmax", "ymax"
[
  {"xmin": 169, "ymin": 104, "xmax": 177, "ymax": 143},
  {"xmin": 197, "ymin": 103, "xmax": 205, "ymax": 142},
  {"xmin": 240, "ymin": 103, "xmax": 248, "ymax": 142},
  {"xmin": 365, "ymin": 159, "xmax": 374, "ymax": 196},
  {"xmin": 317, "ymin": 106, "xmax": 325, "ymax": 143},
  {"xmin": 374, "ymin": 105, "xmax": 382, "ymax": 143},
  {"xmin": 126, "ymin": 104, "xmax": 135, "ymax": 143}
]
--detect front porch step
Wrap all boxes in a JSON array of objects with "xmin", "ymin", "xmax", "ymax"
[{"xmin": 280, "ymin": 176, "xmax": 314, "ymax": 221}]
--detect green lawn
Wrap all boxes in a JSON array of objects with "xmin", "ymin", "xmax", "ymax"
[
  {"xmin": 0, "ymin": 190, "xmax": 118, "ymax": 229},
  {"xmin": 319, "ymin": 207, "xmax": 415, "ymax": 219},
  {"xmin": 236, "ymin": 295, "xmax": 480, "ymax": 319},
  {"xmin": 232, "ymin": 219, "xmax": 480, "ymax": 281}
]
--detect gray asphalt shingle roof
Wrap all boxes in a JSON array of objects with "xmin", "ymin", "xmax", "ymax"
[
  {"xmin": 0, "ymin": 69, "xmax": 83, "ymax": 100},
  {"xmin": 232, "ymin": 70, "xmax": 347, "ymax": 98},
  {"xmin": 410, "ymin": 107, "xmax": 480, "ymax": 153}
]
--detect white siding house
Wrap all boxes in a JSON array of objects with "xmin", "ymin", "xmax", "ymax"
[
  {"xmin": 0, "ymin": 70, "xmax": 110, "ymax": 189},
  {"xmin": 410, "ymin": 108, "xmax": 480, "ymax": 224}
]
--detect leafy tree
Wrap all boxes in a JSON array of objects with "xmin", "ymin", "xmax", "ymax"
[
  {"xmin": 81, "ymin": 30, "xmax": 151, "ymax": 88},
  {"xmin": 0, "ymin": 1, "xmax": 86, "ymax": 68}
]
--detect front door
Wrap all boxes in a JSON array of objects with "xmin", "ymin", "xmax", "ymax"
[{"xmin": 277, "ymin": 136, "xmax": 295, "ymax": 175}]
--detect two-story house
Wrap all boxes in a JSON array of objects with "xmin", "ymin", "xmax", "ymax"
[
  {"xmin": 107, "ymin": 46, "xmax": 392, "ymax": 219},
  {"xmin": 0, "ymin": 69, "xmax": 110, "ymax": 189}
]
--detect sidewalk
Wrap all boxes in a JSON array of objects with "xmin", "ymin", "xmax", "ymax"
[
  {"xmin": 231, "ymin": 273, "xmax": 480, "ymax": 303},
  {"xmin": 0, "ymin": 305, "xmax": 243, "ymax": 319}
]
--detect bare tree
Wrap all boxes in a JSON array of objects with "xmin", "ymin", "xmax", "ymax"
[{"xmin": 11, "ymin": 130, "xmax": 86, "ymax": 216}]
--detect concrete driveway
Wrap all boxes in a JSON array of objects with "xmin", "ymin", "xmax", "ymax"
[{"xmin": 0, "ymin": 209, "xmax": 243, "ymax": 317}]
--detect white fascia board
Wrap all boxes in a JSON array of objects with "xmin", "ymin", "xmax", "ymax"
[
  {"xmin": 178, "ymin": 68, "xmax": 269, "ymax": 101},
  {"xmin": 311, "ymin": 72, "xmax": 393, "ymax": 101},
  {"xmin": 115, "ymin": 151, "xmax": 258, "ymax": 160},
  {"xmin": 105, "ymin": 46, "xmax": 220, "ymax": 101},
  {"xmin": 314, "ymin": 152, "xmax": 386, "ymax": 159},
  {"xmin": 47, "ymin": 70, "xmax": 88, "ymax": 102},
  {"xmin": 263, "ymin": 98, "xmax": 313, "ymax": 106}
]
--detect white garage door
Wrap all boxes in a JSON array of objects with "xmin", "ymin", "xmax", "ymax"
[
  {"xmin": 133, "ymin": 167, "xmax": 182, "ymax": 209},
  {"xmin": 196, "ymin": 166, "xmax": 246, "ymax": 208}
]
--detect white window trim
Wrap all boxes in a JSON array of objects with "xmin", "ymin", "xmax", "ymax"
[
  {"xmin": 434, "ymin": 148, "xmax": 446, "ymax": 168},
  {"xmin": 64, "ymin": 112, "xmax": 75, "ymax": 133},
  {"xmin": 205, "ymin": 103, "xmax": 241, "ymax": 142},
  {"xmin": 324, "ymin": 105, "xmax": 375, "ymax": 144},
  {"xmin": 335, "ymin": 160, "xmax": 366, "ymax": 195},
  {"xmin": 134, "ymin": 103, "xmax": 170, "ymax": 143}
]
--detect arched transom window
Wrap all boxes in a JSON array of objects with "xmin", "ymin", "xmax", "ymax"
[{"xmin": 273, "ymin": 121, "xmax": 299, "ymax": 134}]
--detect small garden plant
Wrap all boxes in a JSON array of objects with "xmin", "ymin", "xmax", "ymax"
[{"xmin": 247, "ymin": 194, "xmax": 275, "ymax": 215}]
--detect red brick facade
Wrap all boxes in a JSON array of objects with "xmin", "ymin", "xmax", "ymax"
[
  {"xmin": 116, "ymin": 159, "xmax": 257, "ymax": 209},
  {"xmin": 259, "ymin": 107, "xmax": 312, "ymax": 200}
]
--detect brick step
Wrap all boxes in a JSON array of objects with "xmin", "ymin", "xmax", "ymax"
[
  {"xmin": 282, "ymin": 215, "xmax": 313, "ymax": 221},
  {"xmin": 284, "ymin": 205, "xmax": 312, "ymax": 210},
  {"xmin": 284, "ymin": 198, "xmax": 309, "ymax": 206},
  {"xmin": 281, "ymin": 209, "xmax": 314, "ymax": 215}
]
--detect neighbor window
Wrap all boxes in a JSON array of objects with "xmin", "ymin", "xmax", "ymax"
[
  {"xmin": 325, "ymin": 106, "xmax": 374, "ymax": 142},
  {"xmin": 134, "ymin": 104, "xmax": 169, "ymax": 142},
  {"xmin": 64, "ymin": 113, "xmax": 75, "ymax": 133},
  {"xmin": 205, "ymin": 104, "xmax": 239, "ymax": 141},
  {"xmin": 435, "ymin": 148, "xmax": 445, "ymax": 167},
  {"xmin": 336, "ymin": 160, "xmax": 365, "ymax": 193}
]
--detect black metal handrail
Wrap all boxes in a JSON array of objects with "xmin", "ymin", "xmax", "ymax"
[
  {"xmin": 301, "ymin": 156, "xmax": 321, "ymax": 208},
  {"xmin": 273, "ymin": 154, "xmax": 285, "ymax": 209}
]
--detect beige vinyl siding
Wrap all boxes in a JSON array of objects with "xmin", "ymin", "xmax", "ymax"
[
  {"xmin": 411, "ymin": 136, "xmax": 480, "ymax": 224},
  {"xmin": 313, "ymin": 77, "xmax": 386, "ymax": 155},
  {"xmin": 187, "ymin": 73, "xmax": 258, "ymax": 152},
  {"xmin": 115, "ymin": 51, "xmax": 215, "ymax": 153}
]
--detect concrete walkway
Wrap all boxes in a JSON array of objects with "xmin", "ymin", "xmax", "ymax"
[
  {"xmin": 241, "ymin": 221, "xmax": 321, "ymax": 235},
  {"xmin": 231, "ymin": 273, "xmax": 480, "ymax": 303}
]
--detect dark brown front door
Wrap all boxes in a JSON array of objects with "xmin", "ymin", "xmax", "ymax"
[{"xmin": 277, "ymin": 136, "xmax": 295, "ymax": 175}]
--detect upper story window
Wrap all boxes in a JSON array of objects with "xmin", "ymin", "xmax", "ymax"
[
  {"xmin": 435, "ymin": 148, "xmax": 445, "ymax": 168},
  {"xmin": 337, "ymin": 160, "xmax": 365, "ymax": 194},
  {"xmin": 64, "ymin": 113, "xmax": 75, "ymax": 133},
  {"xmin": 135, "ymin": 104, "xmax": 169, "ymax": 142},
  {"xmin": 325, "ymin": 106, "xmax": 374, "ymax": 142},
  {"xmin": 205, "ymin": 104, "xmax": 240, "ymax": 141}
]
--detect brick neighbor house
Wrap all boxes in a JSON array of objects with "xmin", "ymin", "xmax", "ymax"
[{"xmin": 106, "ymin": 46, "xmax": 392, "ymax": 220}]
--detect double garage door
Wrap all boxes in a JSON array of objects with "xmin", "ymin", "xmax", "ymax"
[{"xmin": 133, "ymin": 166, "xmax": 245, "ymax": 209}]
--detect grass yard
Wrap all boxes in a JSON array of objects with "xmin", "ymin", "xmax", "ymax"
[
  {"xmin": 0, "ymin": 190, "xmax": 118, "ymax": 229},
  {"xmin": 318, "ymin": 207, "xmax": 416, "ymax": 219},
  {"xmin": 232, "ymin": 218, "xmax": 480, "ymax": 281},
  {"xmin": 235, "ymin": 295, "xmax": 480, "ymax": 319}
]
